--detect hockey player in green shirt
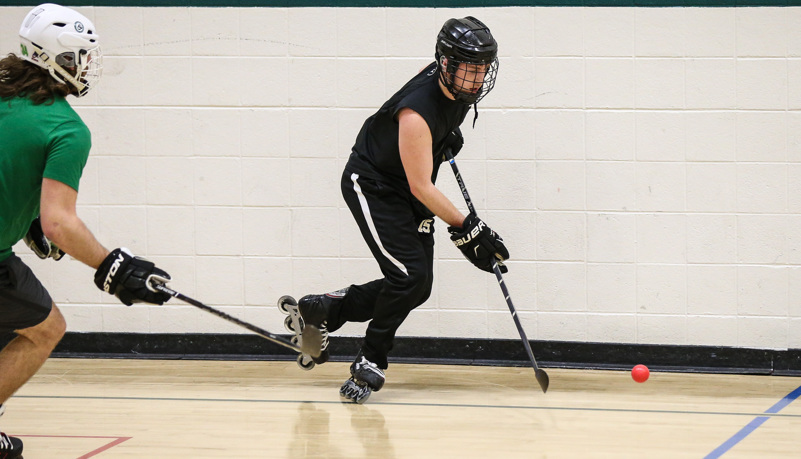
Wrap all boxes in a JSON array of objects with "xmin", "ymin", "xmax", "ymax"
[{"xmin": 0, "ymin": 5, "xmax": 172, "ymax": 456}]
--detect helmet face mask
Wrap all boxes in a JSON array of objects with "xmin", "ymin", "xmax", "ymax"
[
  {"xmin": 438, "ymin": 55, "xmax": 499, "ymax": 105},
  {"xmin": 19, "ymin": 3, "xmax": 103, "ymax": 97},
  {"xmin": 435, "ymin": 16, "xmax": 499, "ymax": 105}
]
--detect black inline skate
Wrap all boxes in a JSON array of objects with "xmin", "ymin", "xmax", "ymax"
[
  {"xmin": 280, "ymin": 288, "xmax": 347, "ymax": 370},
  {"xmin": 340, "ymin": 351, "xmax": 386, "ymax": 404},
  {"xmin": 0, "ymin": 404, "xmax": 23, "ymax": 459}
]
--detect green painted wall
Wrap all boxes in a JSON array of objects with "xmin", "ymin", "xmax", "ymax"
[{"xmin": 1, "ymin": 0, "xmax": 801, "ymax": 7}]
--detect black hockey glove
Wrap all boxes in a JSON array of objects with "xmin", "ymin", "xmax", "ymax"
[
  {"xmin": 94, "ymin": 248, "xmax": 172, "ymax": 306},
  {"xmin": 448, "ymin": 213, "xmax": 509, "ymax": 274},
  {"xmin": 23, "ymin": 217, "xmax": 65, "ymax": 261},
  {"xmin": 440, "ymin": 128, "xmax": 464, "ymax": 162}
]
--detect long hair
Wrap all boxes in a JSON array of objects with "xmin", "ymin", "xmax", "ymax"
[{"xmin": 0, "ymin": 53, "xmax": 71, "ymax": 105}]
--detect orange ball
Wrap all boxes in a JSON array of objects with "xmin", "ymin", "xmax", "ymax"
[{"xmin": 631, "ymin": 364, "xmax": 650, "ymax": 383}]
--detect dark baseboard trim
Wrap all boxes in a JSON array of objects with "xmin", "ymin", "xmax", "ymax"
[{"xmin": 4, "ymin": 332, "xmax": 794, "ymax": 375}]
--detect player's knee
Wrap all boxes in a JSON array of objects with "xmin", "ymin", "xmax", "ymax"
[
  {"xmin": 416, "ymin": 273, "xmax": 434, "ymax": 305},
  {"xmin": 48, "ymin": 305, "xmax": 67, "ymax": 341},
  {"xmin": 405, "ymin": 270, "xmax": 433, "ymax": 304},
  {"xmin": 418, "ymin": 288, "xmax": 432, "ymax": 305},
  {"xmin": 24, "ymin": 304, "xmax": 66, "ymax": 348}
]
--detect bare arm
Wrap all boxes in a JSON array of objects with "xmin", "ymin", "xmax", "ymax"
[
  {"xmin": 397, "ymin": 108, "xmax": 465, "ymax": 228},
  {"xmin": 39, "ymin": 178, "xmax": 109, "ymax": 269}
]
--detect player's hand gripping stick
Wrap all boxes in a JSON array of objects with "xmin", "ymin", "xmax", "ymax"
[
  {"xmin": 444, "ymin": 148, "xmax": 549, "ymax": 393},
  {"xmin": 148, "ymin": 281, "xmax": 323, "ymax": 358}
]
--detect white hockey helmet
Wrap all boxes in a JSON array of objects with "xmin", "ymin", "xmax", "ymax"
[{"xmin": 18, "ymin": 3, "xmax": 102, "ymax": 97}]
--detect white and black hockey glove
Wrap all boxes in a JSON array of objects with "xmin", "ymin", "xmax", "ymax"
[
  {"xmin": 94, "ymin": 248, "xmax": 172, "ymax": 306},
  {"xmin": 24, "ymin": 216, "xmax": 65, "ymax": 261},
  {"xmin": 448, "ymin": 213, "xmax": 509, "ymax": 274}
]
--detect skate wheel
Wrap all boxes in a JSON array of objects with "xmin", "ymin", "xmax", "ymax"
[
  {"xmin": 297, "ymin": 354, "xmax": 315, "ymax": 371},
  {"xmin": 278, "ymin": 295, "xmax": 297, "ymax": 314},
  {"xmin": 339, "ymin": 379, "xmax": 371, "ymax": 404},
  {"xmin": 284, "ymin": 315, "xmax": 297, "ymax": 333}
]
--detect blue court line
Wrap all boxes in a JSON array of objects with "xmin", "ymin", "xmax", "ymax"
[{"xmin": 704, "ymin": 384, "xmax": 801, "ymax": 459}]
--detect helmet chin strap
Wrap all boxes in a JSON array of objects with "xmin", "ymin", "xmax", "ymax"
[
  {"xmin": 42, "ymin": 55, "xmax": 87, "ymax": 95},
  {"xmin": 437, "ymin": 57, "xmax": 481, "ymax": 128},
  {"xmin": 31, "ymin": 44, "xmax": 88, "ymax": 96}
]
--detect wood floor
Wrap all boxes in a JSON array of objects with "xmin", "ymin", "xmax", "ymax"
[{"xmin": 2, "ymin": 358, "xmax": 799, "ymax": 458}]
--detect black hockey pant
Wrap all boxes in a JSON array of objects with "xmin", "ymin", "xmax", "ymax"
[{"xmin": 330, "ymin": 170, "xmax": 435, "ymax": 369}]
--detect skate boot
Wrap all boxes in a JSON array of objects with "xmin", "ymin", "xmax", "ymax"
[
  {"xmin": 0, "ymin": 404, "xmax": 23, "ymax": 459},
  {"xmin": 279, "ymin": 288, "xmax": 347, "ymax": 370},
  {"xmin": 340, "ymin": 351, "xmax": 386, "ymax": 404},
  {"xmin": 278, "ymin": 295, "xmax": 315, "ymax": 370},
  {"xmin": 297, "ymin": 288, "xmax": 349, "ymax": 364}
]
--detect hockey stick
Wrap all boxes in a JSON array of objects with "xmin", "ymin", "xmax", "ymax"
[
  {"xmin": 149, "ymin": 282, "xmax": 323, "ymax": 358},
  {"xmin": 444, "ymin": 148, "xmax": 549, "ymax": 393}
]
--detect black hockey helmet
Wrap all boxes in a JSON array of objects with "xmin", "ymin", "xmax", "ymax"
[{"xmin": 435, "ymin": 16, "xmax": 499, "ymax": 105}]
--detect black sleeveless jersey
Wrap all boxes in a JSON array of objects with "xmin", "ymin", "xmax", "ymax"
[{"xmin": 347, "ymin": 62, "xmax": 470, "ymax": 189}]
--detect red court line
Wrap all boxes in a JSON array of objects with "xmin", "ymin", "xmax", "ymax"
[{"xmin": 16, "ymin": 434, "xmax": 132, "ymax": 458}]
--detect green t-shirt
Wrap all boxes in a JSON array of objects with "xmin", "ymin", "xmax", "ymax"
[{"xmin": 0, "ymin": 95, "xmax": 91, "ymax": 262}]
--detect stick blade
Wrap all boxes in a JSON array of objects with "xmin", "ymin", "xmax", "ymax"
[
  {"xmin": 535, "ymin": 369, "xmax": 549, "ymax": 393},
  {"xmin": 300, "ymin": 325, "xmax": 323, "ymax": 358}
]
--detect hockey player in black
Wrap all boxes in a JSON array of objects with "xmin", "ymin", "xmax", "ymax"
[{"xmin": 291, "ymin": 17, "xmax": 508, "ymax": 403}]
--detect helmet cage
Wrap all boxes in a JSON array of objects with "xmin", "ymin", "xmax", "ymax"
[
  {"xmin": 21, "ymin": 38, "xmax": 102, "ymax": 97},
  {"xmin": 438, "ymin": 54, "xmax": 498, "ymax": 105}
]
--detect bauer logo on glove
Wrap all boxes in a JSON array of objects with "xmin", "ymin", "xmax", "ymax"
[
  {"xmin": 448, "ymin": 214, "xmax": 510, "ymax": 273},
  {"xmin": 451, "ymin": 218, "xmax": 486, "ymax": 247}
]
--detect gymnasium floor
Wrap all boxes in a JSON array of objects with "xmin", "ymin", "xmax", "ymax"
[{"xmin": 3, "ymin": 358, "xmax": 799, "ymax": 458}]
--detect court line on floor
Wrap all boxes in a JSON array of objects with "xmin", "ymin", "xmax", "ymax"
[
  {"xmin": 15, "ymin": 394, "xmax": 801, "ymax": 419},
  {"xmin": 15, "ymin": 434, "xmax": 131, "ymax": 459},
  {"xmin": 703, "ymin": 384, "xmax": 801, "ymax": 458}
]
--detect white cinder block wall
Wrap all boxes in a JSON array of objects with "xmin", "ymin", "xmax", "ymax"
[{"xmin": 2, "ymin": 6, "xmax": 800, "ymax": 350}]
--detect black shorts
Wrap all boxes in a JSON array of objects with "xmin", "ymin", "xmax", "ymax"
[{"xmin": 0, "ymin": 254, "xmax": 53, "ymax": 333}]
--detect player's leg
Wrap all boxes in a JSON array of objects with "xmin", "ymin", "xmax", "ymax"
[
  {"xmin": 337, "ymin": 171, "xmax": 433, "ymax": 323},
  {"xmin": 340, "ymin": 256, "xmax": 431, "ymax": 403},
  {"xmin": 357, "ymin": 228, "xmax": 433, "ymax": 372},
  {"xmin": 0, "ymin": 254, "xmax": 66, "ymax": 458},
  {"xmin": 0, "ymin": 304, "xmax": 66, "ymax": 403},
  {"xmin": 292, "ymin": 170, "xmax": 418, "ymax": 366},
  {"xmin": 298, "ymin": 278, "xmax": 384, "ymax": 331},
  {"xmin": 0, "ymin": 255, "xmax": 66, "ymax": 403},
  {"xmin": 289, "ymin": 280, "xmax": 385, "ymax": 367},
  {"xmin": 343, "ymin": 245, "xmax": 431, "ymax": 397},
  {"xmin": 319, "ymin": 227, "xmax": 433, "ymax": 329},
  {"xmin": 339, "ymin": 171, "xmax": 435, "ymax": 401}
]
